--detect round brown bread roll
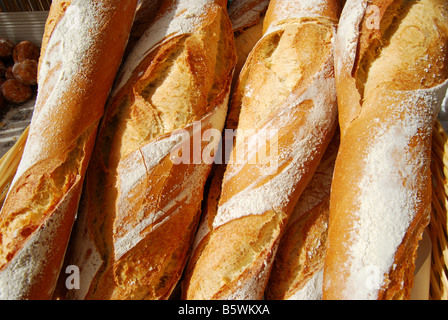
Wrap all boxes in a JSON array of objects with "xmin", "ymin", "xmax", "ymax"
[
  {"xmin": 1, "ymin": 78, "xmax": 32, "ymax": 104},
  {"xmin": 12, "ymin": 40, "xmax": 40, "ymax": 63},
  {"xmin": 12, "ymin": 59, "xmax": 38, "ymax": 86},
  {"xmin": 0, "ymin": 37, "xmax": 14, "ymax": 58}
]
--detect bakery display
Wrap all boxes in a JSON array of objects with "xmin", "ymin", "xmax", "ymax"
[{"xmin": 0, "ymin": 0, "xmax": 447, "ymax": 300}]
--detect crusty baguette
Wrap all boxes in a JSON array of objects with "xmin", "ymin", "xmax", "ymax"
[
  {"xmin": 58, "ymin": 0, "xmax": 236, "ymax": 300},
  {"xmin": 323, "ymin": 0, "xmax": 448, "ymax": 299},
  {"xmin": 265, "ymin": 132, "xmax": 339, "ymax": 300},
  {"xmin": 0, "ymin": 0, "xmax": 137, "ymax": 300},
  {"xmin": 182, "ymin": 0, "xmax": 340, "ymax": 300}
]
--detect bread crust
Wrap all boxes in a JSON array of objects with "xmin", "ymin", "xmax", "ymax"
[
  {"xmin": 265, "ymin": 133, "xmax": 339, "ymax": 300},
  {"xmin": 125, "ymin": 0, "xmax": 162, "ymax": 56},
  {"xmin": 58, "ymin": 0, "xmax": 237, "ymax": 300},
  {"xmin": 0, "ymin": 0, "xmax": 137, "ymax": 300},
  {"xmin": 323, "ymin": 0, "xmax": 448, "ymax": 300},
  {"xmin": 182, "ymin": 0, "xmax": 340, "ymax": 300},
  {"xmin": 228, "ymin": 0, "xmax": 270, "ymax": 33}
]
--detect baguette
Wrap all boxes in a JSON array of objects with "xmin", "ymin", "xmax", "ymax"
[
  {"xmin": 323, "ymin": 0, "xmax": 448, "ymax": 299},
  {"xmin": 0, "ymin": 0, "xmax": 137, "ymax": 300},
  {"xmin": 264, "ymin": 132, "xmax": 339, "ymax": 300},
  {"xmin": 182, "ymin": 0, "xmax": 340, "ymax": 300},
  {"xmin": 58, "ymin": 0, "xmax": 236, "ymax": 300}
]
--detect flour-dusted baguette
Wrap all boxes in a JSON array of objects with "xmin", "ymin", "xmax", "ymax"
[
  {"xmin": 323, "ymin": 0, "xmax": 448, "ymax": 300},
  {"xmin": 182, "ymin": 0, "xmax": 340, "ymax": 300},
  {"xmin": 265, "ymin": 132, "xmax": 339, "ymax": 300},
  {"xmin": 0, "ymin": 0, "xmax": 137, "ymax": 300},
  {"xmin": 58, "ymin": 0, "xmax": 236, "ymax": 300}
]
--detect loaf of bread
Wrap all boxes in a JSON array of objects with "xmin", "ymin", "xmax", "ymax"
[
  {"xmin": 57, "ymin": 0, "xmax": 237, "ymax": 300},
  {"xmin": 323, "ymin": 0, "xmax": 448, "ymax": 299},
  {"xmin": 0, "ymin": 0, "xmax": 137, "ymax": 300},
  {"xmin": 182, "ymin": 0, "xmax": 340, "ymax": 300},
  {"xmin": 265, "ymin": 132, "xmax": 339, "ymax": 300}
]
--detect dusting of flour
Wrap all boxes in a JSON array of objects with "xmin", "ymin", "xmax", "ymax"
[
  {"xmin": 113, "ymin": 0, "xmax": 215, "ymax": 96},
  {"xmin": 213, "ymin": 50, "xmax": 337, "ymax": 229},
  {"xmin": 343, "ymin": 79, "xmax": 448, "ymax": 299},
  {"xmin": 334, "ymin": 0, "xmax": 367, "ymax": 76}
]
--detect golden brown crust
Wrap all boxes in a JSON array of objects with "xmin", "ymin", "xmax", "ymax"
[
  {"xmin": 37, "ymin": 0, "xmax": 70, "ymax": 74},
  {"xmin": 182, "ymin": 0, "xmax": 339, "ymax": 300},
  {"xmin": 265, "ymin": 133, "xmax": 339, "ymax": 300},
  {"xmin": 125, "ymin": 0, "xmax": 162, "ymax": 57},
  {"xmin": 263, "ymin": 0, "xmax": 340, "ymax": 33},
  {"xmin": 58, "ymin": 0, "xmax": 237, "ymax": 300},
  {"xmin": 228, "ymin": 0, "xmax": 270, "ymax": 33},
  {"xmin": 0, "ymin": 0, "xmax": 137, "ymax": 300},
  {"xmin": 229, "ymin": 0, "xmax": 269, "ymax": 94},
  {"xmin": 267, "ymin": 199, "xmax": 330, "ymax": 300},
  {"xmin": 323, "ymin": 0, "xmax": 448, "ymax": 300}
]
